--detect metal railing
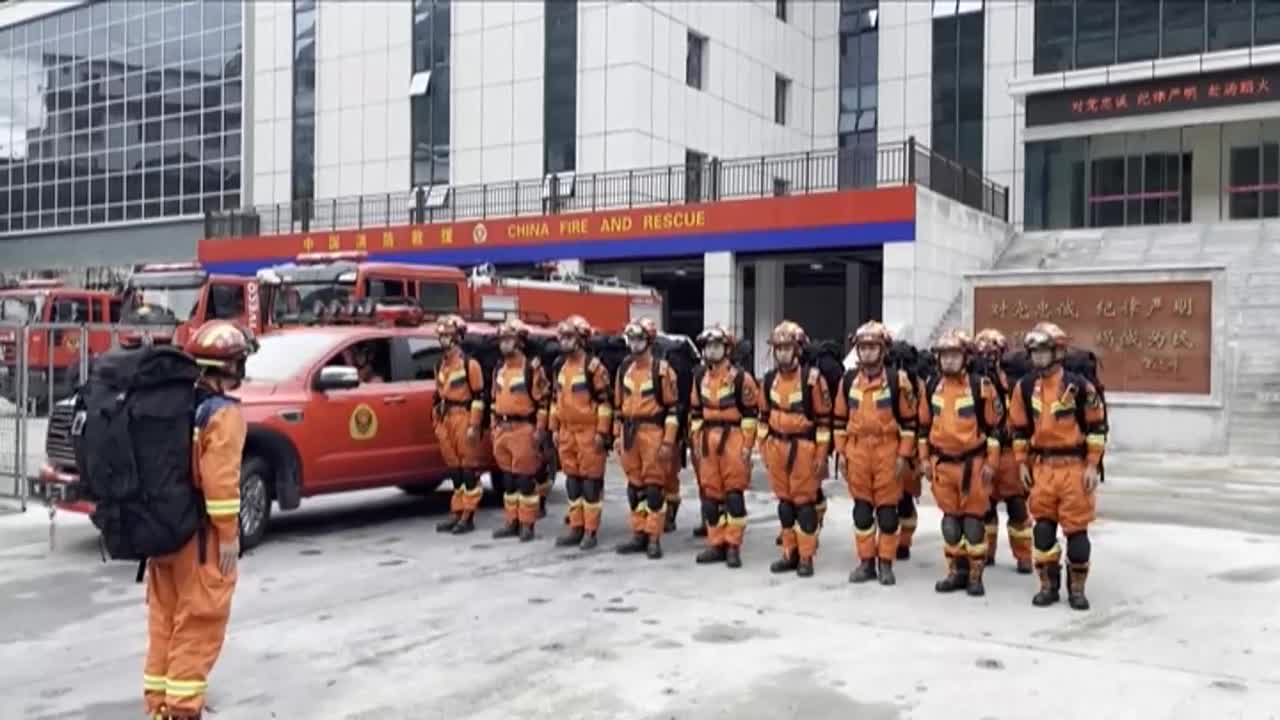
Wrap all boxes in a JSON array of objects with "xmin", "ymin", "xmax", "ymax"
[{"xmin": 205, "ymin": 139, "xmax": 1009, "ymax": 239}]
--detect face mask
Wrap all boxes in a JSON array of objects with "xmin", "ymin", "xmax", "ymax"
[
  {"xmin": 939, "ymin": 351, "xmax": 965, "ymax": 375},
  {"xmin": 857, "ymin": 344, "xmax": 882, "ymax": 367},
  {"xmin": 500, "ymin": 339, "xmax": 517, "ymax": 355},
  {"xmin": 559, "ymin": 335, "xmax": 578, "ymax": 352},
  {"xmin": 440, "ymin": 335, "xmax": 455, "ymax": 349},
  {"xmin": 704, "ymin": 343, "xmax": 725, "ymax": 362},
  {"xmin": 1031, "ymin": 348, "xmax": 1054, "ymax": 369},
  {"xmin": 627, "ymin": 338, "xmax": 648, "ymax": 355},
  {"xmin": 774, "ymin": 347, "xmax": 795, "ymax": 367}
]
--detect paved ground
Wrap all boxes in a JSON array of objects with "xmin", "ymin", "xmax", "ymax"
[{"xmin": 2, "ymin": 460, "xmax": 1279, "ymax": 720}]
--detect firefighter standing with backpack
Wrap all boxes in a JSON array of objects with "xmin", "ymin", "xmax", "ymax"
[
  {"xmin": 760, "ymin": 321, "xmax": 831, "ymax": 578},
  {"xmin": 689, "ymin": 325, "xmax": 759, "ymax": 568},
  {"xmin": 834, "ymin": 321, "xmax": 917, "ymax": 586},
  {"xmin": 144, "ymin": 321, "xmax": 254, "ymax": 720},
  {"xmin": 549, "ymin": 315, "xmax": 613, "ymax": 550},
  {"xmin": 613, "ymin": 317, "xmax": 681, "ymax": 559},
  {"xmin": 917, "ymin": 330, "xmax": 1004, "ymax": 596},
  {"xmin": 974, "ymin": 328, "xmax": 1034, "ymax": 573},
  {"xmin": 433, "ymin": 315, "xmax": 488, "ymax": 535},
  {"xmin": 1008, "ymin": 322, "xmax": 1107, "ymax": 611},
  {"xmin": 489, "ymin": 319, "xmax": 552, "ymax": 542}
]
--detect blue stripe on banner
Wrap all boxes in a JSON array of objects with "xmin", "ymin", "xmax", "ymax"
[{"xmin": 205, "ymin": 221, "xmax": 915, "ymax": 275}]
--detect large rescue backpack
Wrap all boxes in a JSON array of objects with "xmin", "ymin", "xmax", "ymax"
[
  {"xmin": 75, "ymin": 345, "xmax": 205, "ymax": 566},
  {"xmin": 922, "ymin": 369, "xmax": 995, "ymax": 439},
  {"xmin": 839, "ymin": 340, "xmax": 920, "ymax": 435},
  {"xmin": 763, "ymin": 338, "xmax": 841, "ymax": 428},
  {"xmin": 587, "ymin": 334, "xmax": 628, "ymax": 388},
  {"xmin": 1014, "ymin": 348, "xmax": 1109, "ymax": 481}
]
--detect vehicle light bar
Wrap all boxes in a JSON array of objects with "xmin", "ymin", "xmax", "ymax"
[
  {"xmin": 296, "ymin": 250, "xmax": 369, "ymax": 264},
  {"xmin": 137, "ymin": 262, "xmax": 203, "ymax": 272},
  {"xmin": 16, "ymin": 278, "xmax": 63, "ymax": 288}
]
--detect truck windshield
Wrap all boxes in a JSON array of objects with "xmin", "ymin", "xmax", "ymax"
[
  {"xmin": 124, "ymin": 288, "xmax": 201, "ymax": 324},
  {"xmin": 244, "ymin": 331, "xmax": 343, "ymax": 383},
  {"xmin": 273, "ymin": 281, "xmax": 353, "ymax": 323},
  {"xmin": 0, "ymin": 297, "xmax": 39, "ymax": 323}
]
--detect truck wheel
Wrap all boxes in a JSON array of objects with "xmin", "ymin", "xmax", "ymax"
[{"xmin": 239, "ymin": 456, "xmax": 273, "ymax": 551}]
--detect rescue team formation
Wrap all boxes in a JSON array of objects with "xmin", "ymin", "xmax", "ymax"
[{"xmin": 31, "ymin": 304, "xmax": 1108, "ymax": 719}]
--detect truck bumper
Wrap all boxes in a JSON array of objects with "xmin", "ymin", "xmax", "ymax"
[{"xmin": 30, "ymin": 464, "xmax": 94, "ymax": 514}]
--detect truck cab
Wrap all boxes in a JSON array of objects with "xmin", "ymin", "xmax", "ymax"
[{"xmin": 122, "ymin": 263, "xmax": 265, "ymax": 345}]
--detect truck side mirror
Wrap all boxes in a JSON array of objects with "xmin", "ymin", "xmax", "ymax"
[{"xmin": 315, "ymin": 366, "xmax": 360, "ymax": 391}]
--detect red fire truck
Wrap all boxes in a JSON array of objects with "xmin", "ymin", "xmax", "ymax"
[{"xmin": 118, "ymin": 263, "xmax": 265, "ymax": 346}]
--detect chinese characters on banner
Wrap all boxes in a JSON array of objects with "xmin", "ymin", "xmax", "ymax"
[{"xmin": 973, "ymin": 280, "xmax": 1212, "ymax": 395}]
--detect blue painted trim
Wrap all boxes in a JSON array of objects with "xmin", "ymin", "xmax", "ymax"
[{"xmin": 205, "ymin": 220, "xmax": 915, "ymax": 275}]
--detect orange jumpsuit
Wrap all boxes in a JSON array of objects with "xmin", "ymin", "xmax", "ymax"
[
  {"xmin": 986, "ymin": 366, "xmax": 1032, "ymax": 567},
  {"xmin": 690, "ymin": 362, "xmax": 760, "ymax": 550},
  {"xmin": 759, "ymin": 366, "xmax": 831, "ymax": 564},
  {"xmin": 144, "ymin": 395, "xmax": 245, "ymax": 718},
  {"xmin": 918, "ymin": 372, "xmax": 1002, "ymax": 570},
  {"xmin": 433, "ymin": 349, "xmax": 487, "ymax": 521},
  {"xmin": 897, "ymin": 375, "xmax": 928, "ymax": 556},
  {"xmin": 614, "ymin": 353, "xmax": 680, "ymax": 539},
  {"xmin": 492, "ymin": 355, "xmax": 550, "ymax": 531},
  {"xmin": 550, "ymin": 352, "xmax": 613, "ymax": 534},
  {"xmin": 834, "ymin": 368, "xmax": 916, "ymax": 564}
]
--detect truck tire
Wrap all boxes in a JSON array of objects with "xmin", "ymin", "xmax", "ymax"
[{"xmin": 239, "ymin": 456, "xmax": 273, "ymax": 551}]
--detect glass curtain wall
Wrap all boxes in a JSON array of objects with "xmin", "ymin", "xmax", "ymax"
[
  {"xmin": 411, "ymin": 0, "xmax": 450, "ymax": 186},
  {"xmin": 543, "ymin": 0, "xmax": 577, "ymax": 175},
  {"xmin": 292, "ymin": 0, "xmax": 316, "ymax": 204},
  {"xmin": 837, "ymin": 0, "xmax": 878, "ymax": 188},
  {"xmin": 932, "ymin": 0, "xmax": 984, "ymax": 171}
]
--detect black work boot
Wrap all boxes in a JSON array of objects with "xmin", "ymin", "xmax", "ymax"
[
  {"xmin": 665, "ymin": 502, "xmax": 679, "ymax": 533},
  {"xmin": 615, "ymin": 533, "xmax": 648, "ymax": 555},
  {"xmin": 646, "ymin": 537, "xmax": 664, "ymax": 559},
  {"xmin": 451, "ymin": 516, "xmax": 475, "ymax": 535},
  {"xmin": 538, "ymin": 496, "xmax": 548, "ymax": 519},
  {"xmin": 1016, "ymin": 558, "xmax": 1034, "ymax": 575},
  {"xmin": 770, "ymin": 552, "xmax": 799, "ymax": 574},
  {"xmin": 492, "ymin": 522, "xmax": 520, "ymax": 539},
  {"xmin": 579, "ymin": 532, "xmax": 598, "ymax": 551},
  {"xmin": 1067, "ymin": 563, "xmax": 1091, "ymax": 611},
  {"xmin": 967, "ymin": 557, "xmax": 987, "ymax": 597},
  {"xmin": 556, "ymin": 527, "xmax": 585, "ymax": 547},
  {"xmin": 896, "ymin": 545, "xmax": 911, "ymax": 560},
  {"xmin": 696, "ymin": 545, "xmax": 728, "ymax": 564},
  {"xmin": 848, "ymin": 559, "xmax": 878, "ymax": 584},
  {"xmin": 796, "ymin": 557, "xmax": 815, "ymax": 577},
  {"xmin": 935, "ymin": 557, "xmax": 970, "ymax": 593},
  {"xmin": 725, "ymin": 546, "xmax": 742, "ymax": 568},
  {"xmin": 1032, "ymin": 563, "xmax": 1062, "ymax": 607},
  {"xmin": 877, "ymin": 560, "xmax": 896, "ymax": 586},
  {"xmin": 436, "ymin": 514, "xmax": 459, "ymax": 533},
  {"xmin": 519, "ymin": 525, "xmax": 535, "ymax": 542},
  {"xmin": 775, "ymin": 531, "xmax": 783, "ymax": 546},
  {"xmin": 693, "ymin": 523, "xmax": 708, "ymax": 539}
]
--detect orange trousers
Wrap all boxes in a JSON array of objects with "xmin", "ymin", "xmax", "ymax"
[
  {"xmin": 696, "ymin": 428, "xmax": 750, "ymax": 549},
  {"xmin": 144, "ymin": 524, "xmax": 236, "ymax": 716},
  {"xmin": 929, "ymin": 455, "xmax": 991, "ymax": 517},
  {"xmin": 435, "ymin": 410, "xmax": 487, "ymax": 519},
  {"xmin": 1029, "ymin": 457, "xmax": 1095, "ymax": 534},
  {"xmin": 764, "ymin": 435, "xmax": 820, "ymax": 562},
  {"xmin": 987, "ymin": 452, "xmax": 1032, "ymax": 564},
  {"xmin": 845, "ymin": 434, "xmax": 903, "ymax": 562},
  {"xmin": 494, "ymin": 422, "xmax": 541, "ymax": 527},
  {"xmin": 620, "ymin": 424, "xmax": 671, "ymax": 537},
  {"xmin": 556, "ymin": 424, "xmax": 607, "ymax": 479}
]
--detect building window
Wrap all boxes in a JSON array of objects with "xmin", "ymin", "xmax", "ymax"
[
  {"xmin": 1228, "ymin": 134, "xmax": 1280, "ymax": 220},
  {"xmin": 686, "ymin": 31, "xmax": 707, "ymax": 90},
  {"xmin": 774, "ymin": 75, "xmax": 790, "ymax": 125},
  {"xmin": 292, "ymin": 0, "xmax": 317, "ymax": 203},
  {"xmin": 1117, "ymin": 1, "xmax": 1160, "ymax": 63},
  {"xmin": 412, "ymin": 0, "xmax": 450, "ymax": 186},
  {"xmin": 838, "ymin": 1, "xmax": 878, "ymax": 188},
  {"xmin": 544, "ymin": 0, "xmax": 577, "ymax": 174},
  {"xmin": 1162, "ymin": 0, "xmax": 1206, "ymax": 57},
  {"xmin": 685, "ymin": 149, "xmax": 707, "ymax": 202},
  {"xmin": 776, "ymin": 0, "xmax": 788, "ymax": 22},
  {"xmin": 1074, "ymin": 0, "xmax": 1116, "ymax": 68},
  {"xmin": 1208, "ymin": 0, "xmax": 1253, "ymax": 52},
  {"xmin": 932, "ymin": 0, "xmax": 983, "ymax": 171},
  {"xmin": 0, "ymin": 0, "xmax": 244, "ymax": 234}
]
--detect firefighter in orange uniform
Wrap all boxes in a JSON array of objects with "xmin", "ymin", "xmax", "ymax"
[
  {"xmin": 489, "ymin": 319, "xmax": 551, "ymax": 542},
  {"xmin": 614, "ymin": 318, "xmax": 680, "ymax": 559},
  {"xmin": 760, "ymin": 321, "xmax": 831, "ymax": 578},
  {"xmin": 895, "ymin": 367, "xmax": 928, "ymax": 561},
  {"xmin": 918, "ymin": 330, "xmax": 1003, "ymax": 596},
  {"xmin": 144, "ymin": 321, "xmax": 253, "ymax": 720},
  {"xmin": 432, "ymin": 315, "xmax": 488, "ymax": 535},
  {"xmin": 549, "ymin": 315, "xmax": 613, "ymax": 550},
  {"xmin": 834, "ymin": 321, "xmax": 916, "ymax": 586},
  {"xmin": 689, "ymin": 326, "xmax": 759, "ymax": 568},
  {"xmin": 1009, "ymin": 323, "xmax": 1107, "ymax": 610},
  {"xmin": 974, "ymin": 328, "xmax": 1033, "ymax": 573}
]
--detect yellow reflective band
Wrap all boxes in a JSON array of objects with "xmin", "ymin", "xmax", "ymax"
[
  {"xmin": 966, "ymin": 543, "xmax": 988, "ymax": 557},
  {"xmin": 955, "ymin": 395, "xmax": 975, "ymax": 410},
  {"xmin": 519, "ymin": 494, "xmax": 540, "ymax": 506},
  {"xmin": 206, "ymin": 499, "xmax": 240, "ymax": 517},
  {"xmin": 568, "ymin": 498, "xmax": 585, "ymax": 508},
  {"xmin": 986, "ymin": 437, "xmax": 1001, "ymax": 450},
  {"xmin": 899, "ymin": 429, "xmax": 914, "ymax": 440},
  {"xmin": 725, "ymin": 515, "xmax": 747, "ymax": 527},
  {"xmin": 144, "ymin": 675, "xmax": 167, "ymax": 691},
  {"xmin": 855, "ymin": 526, "xmax": 875, "ymax": 537},
  {"xmin": 944, "ymin": 542, "xmax": 963, "ymax": 554},
  {"xmin": 503, "ymin": 493, "xmax": 519, "ymax": 507},
  {"xmin": 757, "ymin": 424, "xmax": 770, "ymax": 440},
  {"xmin": 1086, "ymin": 433, "xmax": 1106, "ymax": 447},
  {"xmin": 470, "ymin": 400, "xmax": 485, "ymax": 412},
  {"xmin": 583, "ymin": 501, "xmax": 603, "ymax": 510},
  {"xmin": 445, "ymin": 369, "xmax": 466, "ymax": 385},
  {"xmin": 795, "ymin": 527, "xmax": 813, "ymax": 537},
  {"xmin": 664, "ymin": 415, "xmax": 679, "ymax": 427},
  {"xmin": 690, "ymin": 419, "xmax": 704, "ymax": 433},
  {"xmin": 1031, "ymin": 396, "xmax": 1043, "ymax": 413},
  {"xmin": 900, "ymin": 516, "xmax": 917, "ymax": 530},
  {"xmin": 1013, "ymin": 439, "xmax": 1029, "ymax": 450},
  {"xmin": 740, "ymin": 418, "xmax": 757, "ymax": 432},
  {"xmin": 1032, "ymin": 544, "xmax": 1061, "ymax": 562},
  {"xmin": 165, "ymin": 679, "xmax": 208, "ymax": 697},
  {"xmin": 597, "ymin": 405, "xmax": 613, "ymax": 418},
  {"xmin": 1008, "ymin": 525, "xmax": 1034, "ymax": 540},
  {"xmin": 834, "ymin": 429, "xmax": 848, "ymax": 440},
  {"xmin": 815, "ymin": 429, "xmax": 831, "ymax": 444}
]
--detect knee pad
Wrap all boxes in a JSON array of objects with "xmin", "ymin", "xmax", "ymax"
[
  {"xmin": 941, "ymin": 515, "xmax": 963, "ymax": 545},
  {"xmin": 564, "ymin": 475, "xmax": 583, "ymax": 500},
  {"xmin": 876, "ymin": 505, "xmax": 899, "ymax": 534},
  {"xmin": 1005, "ymin": 495, "xmax": 1029, "ymax": 525},
  {"xmin": 725, "ymin": 491, "xmax": 747, "ymax": 518},
  {"xmin": 517, "ymin": 475, "xmax": 537, "ymax": 495},
  {"xmin": 626, "ymin": 484, "xmax": 644, "ymax": 510},
  {"xmin": 701, "ymin": 498, "xmax": 722, "ymax": 525},
  {"xmin": 1033, "ymin": 519, "xmax": 1059, "ymax": 551},
  {"xmin": 982, "ymin": 504, "xmax": 998, "ymax": 524},
  {"xmin": 1066, "ymin": 531, "xmax": 1091, "ymax": 564},
  {"xmin": 796, "ymin": 504, "xmax": 819, "ymax": 534},
  {"xmin": 896, "ymin": 493, "xmax": 916, "ymax": 517},
  {"xmin": 852, "ymin": 500, "xmax": 874, "ymax": 530},
  {"xmin": 776, "ymin": 501, "xmax": 797, "ymax": 528},
  {"xmin": 646, "ymin": 485, "xmax": 665, "ymax": 511},
  {"xmin": 581, "ymin": 478, "xmax": 603, "ymax": 504},
  {"xmin": 962, "ymin": 516, "xmax": 985, "ymax": 545}
]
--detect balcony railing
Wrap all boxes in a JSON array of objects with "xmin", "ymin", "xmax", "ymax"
[{"xmin": 205, "ymin": 139, "xmax": 1009, "ymax": 239}]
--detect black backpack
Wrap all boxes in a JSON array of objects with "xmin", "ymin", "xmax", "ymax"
[
  {"xmin": 921, "ymin": 370, "xmax": 994, "ymax": 439},
  {"xmin": 75, "ymin": 345, "xmax": 205, "ymax": 569},
  {"xmin": 1015, "ymin": 349, "xmax": 1109, "ymax": 480}
]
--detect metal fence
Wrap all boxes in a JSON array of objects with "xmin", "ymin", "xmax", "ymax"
[
  {"xmin": 0, "ymin": 329, "xmax": 27, "ymax": 509},
  {"xmin": 205, "ymin": 140, "xmax": 1009, "ymax": 239}
]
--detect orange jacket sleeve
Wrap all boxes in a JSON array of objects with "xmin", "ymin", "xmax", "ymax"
[
  {"xmin": 739, "ymin": 372, "xmax": 761, "ymax": 451},
  {"xmin": 688, "ymin": 371, "xmax": 704, "ymax": 435},
  {"xmin": 467, "ymin": 358, "xmax": 485, "ymax": 430},
  {"xmin": 811, "ymin": 370, "xmax": 832, "ymax": 456},
  {"xmin": 1082, "ymin": 381, "xmax": 1107, "ymax": 467},
  {"xmin": 591, "ymin": 359, "xmax": 613, "ymax": 436},
  {"xmin": 916, "ymin": 381, "xmax": 934, "ymax": 465},
  {"xmin": 660, "ymin": 362, "xmax": 679, "ymax": 445},
  {"xmin": 1009, "ymin": 378, "xmax": 1031, "ymax": 465},
  {"xmin": 198, "ymin": 403, "xmax": 247, "ymax": 541},
  {"xmin": 981, "ymin": 377, "xmax": 1002, "ymax": 466},
  {"xmin": 531, "ymin": 361, "xmax": 551, "ymax": 432},
  {"xmin": 895, "ymin": 370, "xmax": 916, "ymax": 457},
  {"xmin": 832, "ymin": 373, "xmax": 849, "ymax": 456},
  {"xmin": 756, "ymin": 374, "xmax": 772, "ymax": 444},
  {"xmin": 613, "ymin": 371, "xmax": 624, "ymax": 441}
]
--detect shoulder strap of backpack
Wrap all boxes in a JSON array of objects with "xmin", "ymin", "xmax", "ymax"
[
  {"xmin": 551, "ymin": 355, "xmax": 566, "ymax": 399},
  {"xmin": 195, "ymin": 394, "xmax": 235, "ymax": 430},
  {"xmin": 652, "ymin": 358, "xmax": 665, "ymax": 407},
  {"xmin": 1062, "ymin": 370, "xmax": 1092, "ymax": 433},
  {"xmin": 733, "ymin": 366, "xmax": 751, "ymax": 416},
  {"xmin": 1018, "ymin": 374, "xmax": 1036, "ymax": 435},
  {"xmin": 762, "ymin": 368, "xmax": 777, "ymax": 417},
  {"xmin": 969, "ymin": 372, "xmax": 991, "ymax": 437},
  {"xmin": 799, "ymin": 364, "xmax": 816, "ymax": 422}
]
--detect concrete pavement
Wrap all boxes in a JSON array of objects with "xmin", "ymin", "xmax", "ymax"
[{"xmin": 2, "ymin": 462, "xmax": 1279, "ymax": 720}]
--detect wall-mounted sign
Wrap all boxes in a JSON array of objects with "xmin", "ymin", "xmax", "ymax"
[{"xmin": 1026, "ymin": 65, "xmax": 1279, "ymax": 127}]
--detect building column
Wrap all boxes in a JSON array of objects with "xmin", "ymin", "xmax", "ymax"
[
  {"xmin": 752, "ymin": 259, "xmax": 784, "ymax": 376},
  {"xmin": 845, "ymin": 261, "xmax": 866, "ymax": 329},
  {"xmin": 703, "ymin": 251, "xmax": 737, "ymax": 333}
]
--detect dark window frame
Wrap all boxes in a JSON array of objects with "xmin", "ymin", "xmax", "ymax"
[
  {"xmin": 686, "ymin": 31, "xmax": 707, "ymax": 90},
  {"xmin": 543, "ymin": 0, "xmax": 578, "ymax": 175},
  {"xmin": 412, "ymin": 0, "xmax": 451, "ymax": 187},
  {"xmin": 776, "ymin": 0, "xmax": 788, "ymax": 22},
  {"xmin": 291, "ymin": 0, "xmax": 316, "ymax": 203},
  {"xmin": 774, "ymin": 74, "xmax": 790, "ymax": 126}
]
